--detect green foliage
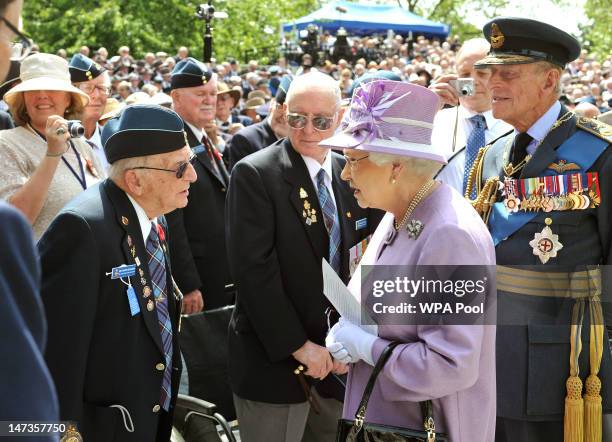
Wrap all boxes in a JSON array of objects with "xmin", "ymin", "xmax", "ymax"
[
  {"xmin": 581, "ymin": 0, "xmax": 612, "ymax": 59},
  {"xmin": 23, "ymin": 0, "xmax": 317, "ymax": 62}
]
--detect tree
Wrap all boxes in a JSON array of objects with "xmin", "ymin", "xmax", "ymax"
[
  {"xmin": 580, "ymin": 0, "xmax": 612, "ymax": 59},
  {"xmin": 23, "ymin": 0, "xmax": 317, "ymax": 62}
]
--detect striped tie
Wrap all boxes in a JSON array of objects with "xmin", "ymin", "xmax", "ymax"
[
  {"xmin": 146, "ymin": 223, "xmax": 173, "ymax": 411},
  {"xmin": 463, "ymin": 114, "xmax": 487, "ymax": 198},
  {"xmin": 316, "ymin": 169, "xmax": 341, "ymax": 274}
]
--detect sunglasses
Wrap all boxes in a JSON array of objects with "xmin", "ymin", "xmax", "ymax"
[
  {"xmin": 0, "ymin": 16, "xmax": 32, "ymax": 61},
  {"xmin": 286, "ymin": 112, "xmax": 336, "ymax": 131},
  {"xmin": 130, "ymin": 153, "xmax": 195, "ymax": 179}
]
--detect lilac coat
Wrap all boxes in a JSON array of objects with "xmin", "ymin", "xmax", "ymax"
[{"xmin": 344, "ymin": 183, "xmax": 496, "ymax": 442}]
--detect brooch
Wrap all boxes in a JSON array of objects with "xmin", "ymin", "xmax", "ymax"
[{"xmin": 406, "ymin": 219, "xmax": 424, "ymax": 239}]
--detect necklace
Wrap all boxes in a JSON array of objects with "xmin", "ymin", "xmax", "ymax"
[{"xmin": 394, "ymin": 179, "xmax": 435, "ymax": 232}]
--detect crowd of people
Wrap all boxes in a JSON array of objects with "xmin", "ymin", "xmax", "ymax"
[{"xmin": 2, "ymin": 0, "xmax": 612, "ymax": 440}]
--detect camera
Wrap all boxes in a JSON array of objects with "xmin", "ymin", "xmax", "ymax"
[
  {"xmin": 449, "ymin": 78, "xmax": 475, "ymax": 96},
  {"xmin": 67, "ymin": 120, "xmax": 85, "ymax": 138}
]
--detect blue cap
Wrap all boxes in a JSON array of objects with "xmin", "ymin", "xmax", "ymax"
[
  {"xmin": 69, "ymin": 54, "xmax": 106, "ymax": 83},
  {"xmin": 348, "ymin": 70, "xmax": 401, "ymax": 97},
  {"xmin": 102, "ymin": 105, "xmax": 186, "ymax": 164},
  {"xmin": 171, "ymin": 57, "xmax": 212, "ymax": 90},
  {"xmin": 275, "ymin": 76, "xmax": 293, "ymax": 104}
]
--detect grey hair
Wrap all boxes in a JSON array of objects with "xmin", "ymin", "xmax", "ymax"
[
  {"xmin": 535, "ymin": 61, "xmax": 563, "ymax": 98},
  {"xmin": 286, "ymin": 72, "xmax": 341, "ymax": 110},
  {"xmin": 369, "ymin": 151, "xmax": 441, "ymax": 178},
  {"xmin": 108, "ymin": 156, "xmax": 148, "ymax": 182}
]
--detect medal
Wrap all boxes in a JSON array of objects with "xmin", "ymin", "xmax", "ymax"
[
  {"xmin": 147, "ymin": 299, "xmax": 155, "ymax": 311},
  {"xmin": 299, "ymin": 187, "xmax": 308, "ymax": 199},
  {"xmin": 504, "ymin": 194, "xmax": 520, "ymax": 212},
  {"xmin": 143, "ymin": 286, "xmax": 152, "ymax": 298},
  {"xmin": 529, "ymin": 217, "xmax": 563, "ymax": 264}
]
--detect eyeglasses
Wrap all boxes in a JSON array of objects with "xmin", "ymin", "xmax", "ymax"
[
  {"xmin": 78, "ymin": 83, "xmax": 112, "ymax": 96},
  {"xmin": 1, "ymin": 17, "xmax": 32, "ymax": 61},
  {"xmin": 129, "ymin": 153, "xmax": 195, "ymax": 179},
  {"xmin": 286, "ymin": 112, "xmax": 336, "ymax": 131},
  {"xmin": 343, "ymin": 154, "xmax": 369, "ymax": 168}
]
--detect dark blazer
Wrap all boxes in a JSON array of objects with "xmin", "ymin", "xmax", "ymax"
[
  {"xmin": 228, "ymin": 119, "xmax": 278, "ymax": 170},
  {"xmin": 38, "ymin": 180, "xmax": 182, "ymax": 442},
  {"xmin": 478, "ymin": 105, "xmax": 612, "ymax": 421},
  {"xmin": 166, "ymin": 124, "xmax": 234, "ymax": 309},
  {"xmin": 0, "ymin": 109, "xmax": 14, "ymax": 130},
  {"xmin": 0, "ymin": 202, "xmax": 59, "ymax": 434},
  {"xmin": 226, "ymin": 138, "xmax": 383, "ymax": 404}
]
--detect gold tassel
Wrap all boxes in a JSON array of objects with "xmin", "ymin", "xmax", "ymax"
[
  {"xmin": 584, "ymin": 297, "xmax": 604, "ymax": 442},
  {"xmin": 584, "ymin": 375, "xmax": 602, "ymax": 442},
  {"xmin": 565, "ymin": 375, "xmax": 584, "ymax": 442},
  {"xmin": 566, "ymin": 301, "xmax": 585, "ymax": 442}
]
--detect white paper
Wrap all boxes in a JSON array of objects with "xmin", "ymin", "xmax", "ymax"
[{"xmin": 322, "ymin": 259, "xmax": 378, "ymax": 335}]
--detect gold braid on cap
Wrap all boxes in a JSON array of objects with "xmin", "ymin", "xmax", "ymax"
[{"xmin": 464, "ymin": 144, "xmax": 499, "ymax": 224}]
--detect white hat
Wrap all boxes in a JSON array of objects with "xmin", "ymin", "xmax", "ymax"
[{"xmin": 4, "ymin": 53, "xmax": 90, "ymax": 108}]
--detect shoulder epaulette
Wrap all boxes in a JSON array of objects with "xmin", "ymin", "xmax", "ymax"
[{"xmin": 576, "ymin": 116, "xmax": 612, "ymax": 143}]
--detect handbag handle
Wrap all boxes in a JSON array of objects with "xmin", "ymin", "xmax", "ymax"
[{"xmin": 352, "ymin": 342, "xmax": 436, "ymax": 440}]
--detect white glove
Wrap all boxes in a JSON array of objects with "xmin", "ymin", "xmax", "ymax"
[{"xmin": 325, "ymin": 318, "xmax": 378, "ymax": 366}]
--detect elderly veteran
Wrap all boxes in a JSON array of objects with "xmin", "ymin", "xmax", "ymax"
[
  {"xmin": 69, "ymin": 53, "xmax": 112, "ymax": 169},
  {"xmin": 226, "ymin": 71, "xmax": 383, "ymax": 442},
  {"xmin": 39, "ymin": 104, "xmax": 196, "ymax": 442},
  {"xmin": 166, "ymin": 57, "xmax": 229, "ymax": 314},
  {"xmin": 321, "ymin": 80, "xmax": 496, "ymax": 442},
  {"xmin": 465, "ymin": 17, "xmax": 612, "ymax": 442},
  {"xmin": 0, "ymin": 53, "xmax": 103, "ymax": 239}
]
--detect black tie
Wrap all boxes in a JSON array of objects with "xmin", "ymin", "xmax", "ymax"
[{"xmin": 511, "ymin": 132, "xmax": 533, "ymax": 168}]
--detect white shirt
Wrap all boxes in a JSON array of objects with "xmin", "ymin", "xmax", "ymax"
[
  {"xmin": 126, "ymin": 193, "xmax": 157, "ymax": 244},
  {"xmin": 87, "ymin": 123, "xmax": 109, "ymax": 171},
  {"xmin": 300, "ymin": 152, "xmax": 337, "ymax": 207},
  {"xmin": 433, "ymin": 105, "xmax": 512, "ymax": 193},
  {"xmin": 185, "ymin": 122, "xmax": 204, "ymax": 144},
  {"xmin": 523, "ymin": 101, "xmax": 561, "ymax": 156}
]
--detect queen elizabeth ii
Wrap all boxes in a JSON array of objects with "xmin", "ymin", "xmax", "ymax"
[{"xmin": 321, "ymin": 80, "xmax": 497, "ymax": 441}]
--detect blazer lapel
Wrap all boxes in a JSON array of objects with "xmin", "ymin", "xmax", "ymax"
[
  {"xmin": 185, "ymin": 124, "xmax": 228, "ymax": 187},
  {"xmin": 281, "ymin": 140, "xmax": 329, "ymax": 263},
  {"xmin": 331, "ymin": 155, "xmax": 354, "ymax": 281},
  {"xmin": 521, "ymin": 106, "xmax": 577, "ymax": 179},
  {"xmin": 104, "ymin": 180, "xmax": 165, "ymax": 356}
]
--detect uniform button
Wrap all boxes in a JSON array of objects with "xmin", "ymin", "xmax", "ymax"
[
  {"xmin": 221, "ymin": 187, "xmax": 226, "ymax": 192},
  {"xmin": 152, "ymin": 405, "xmax": 160, "ymax": 413},
  {"xmin": 156, "ymin": 363, "xmax": 165, "ymax": 371}
]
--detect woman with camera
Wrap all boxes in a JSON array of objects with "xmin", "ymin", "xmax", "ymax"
[{"xmin": 0, "ymin": 53, "xmax": 103, "ymax": 239}]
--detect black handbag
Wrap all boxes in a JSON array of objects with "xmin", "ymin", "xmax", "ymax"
[{"xmin": 336, "ymin": 342, "xmax": 448, "ymax": 442}]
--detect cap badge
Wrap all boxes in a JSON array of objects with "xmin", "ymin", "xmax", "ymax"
[
  {"xmin": 202, "ymin": 75, "xmax": 208, "ymax": 84},
  {"xmin": 86, "ymin": 70, "xmax": 93, "ymax": 80},
  {"xmin": 490, "ymin": 23, "xmax": 505, "ymax": 49}
]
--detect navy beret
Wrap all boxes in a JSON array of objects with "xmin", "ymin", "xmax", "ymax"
[
  {"xmin": 275, "ymin": 76, "xmax": 293, "ymax": 105},
  {"xmin": 171, "ymin": 57, "xmax": 212, "ymax": 90},
  {"xmin": 102, "ymin": 104, "xmax": 186, "ymax": 164},
  {"xmin": 475, "ymin": 17, "xmax": 580, "ymax": 68},
  {"xmin": 69, "ymin": 54, "xmax": 106, "ymax": 83}
]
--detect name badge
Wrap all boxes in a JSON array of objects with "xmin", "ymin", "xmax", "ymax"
[
  {"xmin": 108, "ymin": 264, "xmax": 137, "ymax": 279},
  {"xmin": 126, "ymin": 285, "xmax": 140, "ymax": 316},
  {"xmin": 355, "ymin": 218, "xmax": 367, "ymax": 231}
]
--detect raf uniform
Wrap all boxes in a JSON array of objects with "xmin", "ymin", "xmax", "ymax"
[
  {"xmin": 39, "ymin": 106, "xmax": 185, "ymax": 442},
  {"xmin": 69, "ymin": 53, "xmax": 109, "ymax": 170},
  {"xmin": 226, "ymin": 137, "xmax": 384, "ymax": 439},
  {"xmin": 467, "ymin": 18, "xmax": 612, "ymax": 441},
  {"xmin": 165, "ymin": 58, "xmax": 234, "ymax": 310}
]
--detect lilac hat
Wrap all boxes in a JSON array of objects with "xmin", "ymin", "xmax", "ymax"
[{"xmin": 319, "ymin": 80, "xmax": 445, "ymax": 164}]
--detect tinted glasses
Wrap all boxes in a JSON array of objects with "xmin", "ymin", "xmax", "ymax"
[
  {"xmin": 286, "ymin": 112, "xmax": 336, "ymax": 131},
  {"xmin": 130, "ymin": 153, "xmax": 195, "ymax": 179}
]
